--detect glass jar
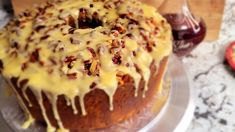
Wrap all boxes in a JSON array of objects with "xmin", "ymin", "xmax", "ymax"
[{"xmin": 158, "ymin": 0, "xmax": 206, "ymax": 57}]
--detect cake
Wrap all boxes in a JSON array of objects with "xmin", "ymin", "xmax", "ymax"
[{"xmin": 0, "ymin": 0, "xmax": 172, "ymax": 131}]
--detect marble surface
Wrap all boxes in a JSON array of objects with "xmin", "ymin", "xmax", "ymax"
[
  {"xmin": 0, "ymin": 1, "xmax": 234, "ymax": 132},
  {"xmin": 185, "ymin": 0, "xmax": 235, "ymax": 132}
]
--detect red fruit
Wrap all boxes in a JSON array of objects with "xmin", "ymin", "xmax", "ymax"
[{"xmin": 225, "ymin": 41, "xmax": 235, "ymax": 70}]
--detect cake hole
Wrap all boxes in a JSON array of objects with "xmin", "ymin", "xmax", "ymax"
[{"xmin": 68, "ymin": 8, "xmax": 103, "ymax": 29}]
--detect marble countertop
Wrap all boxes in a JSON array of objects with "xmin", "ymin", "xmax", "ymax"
[
  {"xmin": 0, "ymin": 0, "xmax": 234, "ymax": 132},
  {"xmin": 185, "ymin": 0, "xmax": 235, "ymax": 131}
]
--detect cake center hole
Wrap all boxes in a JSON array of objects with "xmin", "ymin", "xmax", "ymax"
[{"xmin": 68, "ymin": 9, "xmax": 103, "ymax": 29}]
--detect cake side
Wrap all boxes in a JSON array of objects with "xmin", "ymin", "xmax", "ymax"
[
  {"xmin": 0, "ymin": 0, "xmax": 172, "ymax": 131},
  {"xmin": 9, "ymin": 57, "xmax": 168, "ymax": 131}
]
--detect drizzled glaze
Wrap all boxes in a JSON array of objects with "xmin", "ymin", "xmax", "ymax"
[{"xmin": 0, "ymin": 0, "xmax": 172, "ymax": 131}]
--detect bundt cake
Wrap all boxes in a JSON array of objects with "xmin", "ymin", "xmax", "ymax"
[{"xmin": 0, "ymin": 0, "xmax": 172, "ymax": 131}]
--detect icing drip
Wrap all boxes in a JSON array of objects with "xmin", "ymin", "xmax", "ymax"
[
  {"xmin": 31, "ymin": 90, "xmax": 56, "ymax": 132},
  {"xmin": 79, "ymin": 94, "xmax": 87, "ymax": 115},
  {"xmin": 71, "ymin": 97, "xmax": 78, "ymax": 115},
  {"xmin": 0, "ymin": 0, "xmax": 172, "ymax": 131},
  {"xmin": 45, "ymin": 93, "xmax": 62, "ymax": 130},
  {"xmin": 65, "ymin": 96, "xmax": 71, "ymax": 106},
  {"xmin": 133, "ymin": 48, "xmax": 152, "ymax": 98},
  {"xmin": 21, "ymin": 85, "xmax": 33, "ymax": 107},
  {"xmin": 7, "ymin": 80, "xmax": 35, "ymax": 129},
  {"xmin": 22, "ymin": 115, "xmax": 34, "ymax": 129},
  {"xmin": 98, "ymin": 69, "xmax": 117, "ymax": 111}
]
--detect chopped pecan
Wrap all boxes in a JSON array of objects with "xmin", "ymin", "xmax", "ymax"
[
  {"xmin": 23, "ymin": 12, "xmax": 30, "ymax": 17},
  {"xmin": 111, "ymin": 40, "xmax": 125, "ymax": 50},
  {"xmin": 153, "ymin": 27, "xmax": 159, "ymax": 35},
  {"xmin": 147, "ymin": 41, "xmax": 156, "ymax": 52},
  {"xmin": 39, "ymin": 61, "xmax": 45, "ymax": 66},
  {"xmin": 30, "ymin": 48, "xmax": 40, "ymax": 62},
  {"xmin": 84, "ymin": 60, "xmax": 92, "ymax": 75},
  {"xmin": 90, "ymin": 82, "xmax": 97, "ymax": 89},
  {"xmin": 146, "ymin": 44, "xmax": 152, "ymax": 52},
  {"xmin": 111, "ymin": 30, "xmax": 119, "ymax": 37},
  {"xmin": 116, "ymin": 73, "xmax": 131, "ymax": 85},
  {"xmin": 35, "ymin": 25, "xmax": 46, "ymax": 32},
  {"xmin": 64, "ymin": 56, "xmax": 77, "ymax": 63},
  {"xmin": 86, "ymin": 41, "xmax": 91, "ymax": 45},
  {"xmin": 40, "ymin": 35, "xmax": 50, "ymax": 41},
  {"xmin": 59, "ymin": 9, "xmax": 64, "ymax": 13},
  {"xmin": 116, "ymin": 72, "xmax": 124, "ymax": 85},
  {"xmin": 67, "ymin": 73, "xmax": 77, "ymax": 80},
  {"xmin": 111, "ymin": 40, "xmax": 119, "ymax": 48},
  {"xmin": 67, "ymin": 63, "xmax": 73, "ymax": 69},
  {"xmin": 21, "ymin": 62, "xmax": 28, "ymax": 71},
  {"xmin": 89, "ymin": 60, "xmax": 98, "ymax": 75},
  {"xmin": 54, "ymin": 24, "xmax": 60, "ymax": 28},
  {"xmin": 112, "ymin": 53, "xmax": 122, "ymax": 65},
  {"xmin": 68, "ymin": 28, "xmax": 76, "ymax": 34},
  {"xmin": 68, "ymin": 15, "xmax": 76, "ymax": 28},
  {"xmin": 126, "ymin": 33, "xmax": 133, "ymax": 38},
  {"xmin": 11, "ymin": 41, "xmax": 19, "ymax": 49},
  {"xmin": 112, "ymin": 24, "xmax": 126, "ymax": 34},
  {"xmin": 15, "ymin": 20, "xmax": 20, "ymax": 27},
  {"xmin": 87, "ymin": 47, "xmax": 96, "ymax": 58},
  {"xmin": 120, "ymin": 40, "xmax": 125, "ymax": 48},
  {"xmin": 140, "ymin": 30, "xmax": 148, "ymax": 41},
  {"xmin": 132, "ymin": 51, "xmax": 137, "ymax": 57}
]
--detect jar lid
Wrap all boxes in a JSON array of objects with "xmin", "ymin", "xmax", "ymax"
[{"xmin": 225, "ymin": 41, "xmax": 235, "ymax": 70}]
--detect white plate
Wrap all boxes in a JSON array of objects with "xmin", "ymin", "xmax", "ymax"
[
  {"xmin": 0, "ymin": 56, "xmax": 194, "ymax": 132},
  {"xmin": 141, "ymin": 56, "xmax": 195, "ymax": 132}
]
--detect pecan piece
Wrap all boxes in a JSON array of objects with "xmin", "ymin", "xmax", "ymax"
[
  {"xmin": 89, "ymin": 60, "xmax": 98, "ymax": 75},
  {"xmin": 64, "ymin": 56, "xmax": 77, "ymax": 63},
  {"xmin": 112, "ymin": 53, "xmax": 122, "ymax": 65},
  {"xmin": 40, "ymin": 35, "xmax": 50, "ymax": 41},
  {"xmin": 87, "ymin": 47, "xmax": 96, "ymax": 58},
  {"xmin": 64, "ymin": 56, "xmax": 77, "ymax": 69},
  {"xmin": 67, "ymin": 73, "xmax": 77, "ymax": 80},
  {"xmin": 84, "ymin": 60, "xmax": 92, "ymax": 75},
  {"xmin": 68, "ymin": 15, "xmax": 76, "ymax": 28},
  {"xmin": 30, "ymin": 48, "xmax": 40, "ymax": 62},
  {"xmin": 35, "ymin": 25, "xmax": 46, "ymax": 32},
  {"xmin": 112, "ymin": 24, "xmax": 126, "ymax": 34},
  {"xmin": 21, "ymin": 62, "xmax": 28, "ymax": 71},
  {"xmin": 90, "ymin": 82, "xmax": 97, "ymax": 89}
]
